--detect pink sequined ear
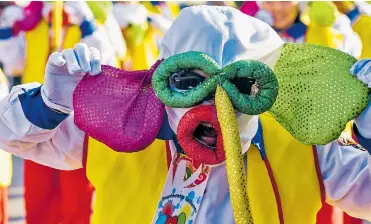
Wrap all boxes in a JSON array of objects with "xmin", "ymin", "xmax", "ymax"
[{"xmin": 73, "ymin": 61, "xmax": 165, "ymax": 152}]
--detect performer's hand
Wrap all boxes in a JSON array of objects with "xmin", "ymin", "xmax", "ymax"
[
  {"xmin": 42, "ymin": 43, "xmax": 101, "ymax": 113},
  {"xmin": 351, "ymin": 59, "xmax": 371, "ymax": 138}
]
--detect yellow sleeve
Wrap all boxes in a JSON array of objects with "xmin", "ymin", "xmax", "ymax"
[{"xmin": 352, "ymin": 15, "xmax": 371, "ymax": 58}]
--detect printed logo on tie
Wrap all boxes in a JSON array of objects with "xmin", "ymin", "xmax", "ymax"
[{"xmin": 153, "ymin": 153, "xmax": 211, "ymax": 224}]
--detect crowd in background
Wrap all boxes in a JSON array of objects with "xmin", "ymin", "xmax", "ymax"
[{"xmin": 0, "ymin": 1, "xmax": 370, "ymax": 224}]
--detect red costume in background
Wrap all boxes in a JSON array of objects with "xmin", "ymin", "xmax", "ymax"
[
  {"xmin": 24, "ymin": 161, "xmax": 93, "ymax": 224},
  {"xmin": 0, "ymin": 188, "xmax": 8, "ymax": 224}
]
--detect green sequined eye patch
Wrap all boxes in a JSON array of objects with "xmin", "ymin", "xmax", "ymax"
[
  {"xmin": 152, "ymin": 51, "xmax": 279, "ymax": 115},
  {"xmin": 152, "ymin": 43, "xmax": 370, "ymax": 145},
  {"xmin": 270, "ymin": 43, "xmax": 370, "ymax": 145}
]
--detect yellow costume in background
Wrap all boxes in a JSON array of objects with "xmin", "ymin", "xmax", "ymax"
[
  {"xmin": 23, "ymin": 20, "xmax": 80, "ymax": 84},
  {"xmin": 301, "ymin": 2, "xmax": 344, "ymax": 49},
  {"xmin": 277, "ymin": 2, "xmax": 344, "ymax": 50},
  {"xmin": 0, "ymin": 70, "xmax": 11, "ymax": 190},
  {"xmin": 335, "ymin": 1, "xmax": 371, "ymax": 58},
  {"xmin": 113, "ymin": 3, "xmax": 164, "ymax": 70},
  {"xmin": 0, "ymin": 150, "xmax": 11, "ymax": 190},
  {"xmin": 142, "ymin": 1, "xmax": 180, "ymax": 20}
]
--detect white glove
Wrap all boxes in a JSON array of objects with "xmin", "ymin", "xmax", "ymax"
[
  {"xmin": 41, "ymin": 43, "xmax": 101, "ymax": 114},
  {"xmin": 350, "ymin": 59, "xmax": 371, "ymax": 138}
]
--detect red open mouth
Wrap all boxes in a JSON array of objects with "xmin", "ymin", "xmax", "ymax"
[{"xmin": 177, "ymin": 105, "xmax": 225, "ymax": 165}]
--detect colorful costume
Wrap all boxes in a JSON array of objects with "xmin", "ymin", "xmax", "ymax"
[
  {"xmin": 0, "ymin": 4, "xmax": 25, "ymax": 87},
  {"xmin": 0, "ymin": 69, "xmax": 10, "ymax": 224},
  {"xmin": 242, "ymin": 1, "xmax": 362, "ymax": 58},
  {"xmin": 142, "ymin": 1, "xmax": 180, "ymax": 21},
  {"xmin": 0, "ymin": 2, "xmax": 120, "ymax": 223},
  {"xmin": 1, "ymin": 5, "xmax": 371, "ymax": 224},
  {"xmin": 112, "ymin": 2, "xmax": 166, "ymax": 70},
  {"xmin": 87, "ymin": 1, "xmax": 127, "ymax": 68},
  {"xmin": 335, "ymin": 1, "xmax": 371, "ymax": 58}
]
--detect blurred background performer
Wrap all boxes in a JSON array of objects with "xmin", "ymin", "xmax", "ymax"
[
  {"xmin": 0, "ymin": 2, "xmax": 24, "ymax": 88},
  {"xmin": 335, "ymin": 1, "xmax": 371, "ymax": 58},
  {"xmin": 112, "ymin": 1, "xmax": 171, "ymax": 70},
  {"xmin": 241, "ymin": 1, "xmax": 362, "ymax": 58},
  {"xmin": 86, "ymin": 1, "xmax": 127, "ymax": 69},
  {"xmin": 142, "ymin": 1, "xmax": 180, "ymax": 21}
]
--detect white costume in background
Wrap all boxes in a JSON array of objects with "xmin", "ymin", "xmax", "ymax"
[
  {"xmin": 0, "ymin": 5, "xmax": 25, "ymax": 77},
  {"xmin": 0, "ymin": 1, "xmax": 118, "ymax": 74}
]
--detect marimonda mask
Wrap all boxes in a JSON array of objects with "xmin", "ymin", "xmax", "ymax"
[{"xmin": 73, "ymin": 6, "xmax": 370, "ymax": 224}]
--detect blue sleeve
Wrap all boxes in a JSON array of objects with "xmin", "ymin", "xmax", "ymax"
[
  {"xmin": 150, "ymin": 1, "xmax": 161, "ymax": 6},
  {"xmin": 0, "ymin": 27, "xmax": 13, "ymax": 40},
  {"xmin": 156, "ymin": 111, "xmax": 175, "ymax": 140},
  {"xmin": 80, "ymin": 19, "xmax": 97, "ymax": 38},
  {"xmin": 346, "ymin": 6, "xmax": 361, "ymax": 24},
  {"xmin": 353, "ymin": 124, "xmax": 371, "ymax": 155},
  {"xmin": 18, "ymin": 86, "xmax": 69, "ymax": 130}
]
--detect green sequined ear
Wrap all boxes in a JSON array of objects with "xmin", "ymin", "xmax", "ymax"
[
  {"xmin": 152, "ymin": 51, "xmax": 222, "ymax": 108},
  {"xmin": 269, "ymin": 43, "xmax": 370, "ymax": 145},
  {"xmin": 221, "ymin": 60, "xmax": 278, "ymax": 115}
]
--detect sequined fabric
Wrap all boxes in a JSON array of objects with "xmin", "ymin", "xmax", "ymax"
[
  {"xmin": 222, "ymin": 60, "xmax": 278, "ymax": 115},
  {"xmin": 153, "ymin": 51, "xmax": 279, "ymax": 115},
  {"xmin": 269, "ymin": 43, "xmax": 370, "ymax": 145},
  {"xmin": 73, "ymin": 61, "xmax": 165, "ymax": 152},
  {"xmin": 152, "ymin": 51, "xmax": 222, "ymax": 108},
  {"xmin": 177, "ymin": 105, "xmax": 225, "ymax": 165},
  {"xmin": 215, "ymin": 86, "xmax": 254, "ymax": 224}
]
